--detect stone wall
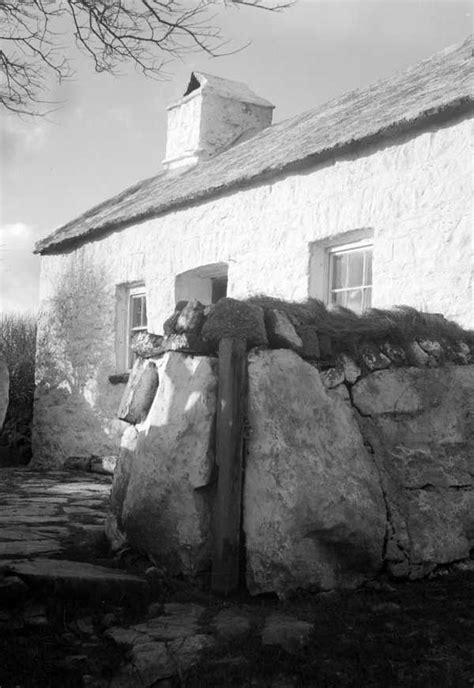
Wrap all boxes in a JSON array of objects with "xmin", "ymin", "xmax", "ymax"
[
  {"xmin": 107, "ymin": 352, "xmax": 217, "ymax": 576},
  {"xmin": 107, "ymin": 298, "xmax": 474, "ymax": 595},
  {"xmin": 245, "ymin": 352, "xmax": 474, "ymax": 594},
  {"xmin": 34, "ymin": 113, "xmax": 472, "ymax": 467}
]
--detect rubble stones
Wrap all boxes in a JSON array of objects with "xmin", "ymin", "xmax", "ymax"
[
  {"xmin": 132, "ymin": 614, "xmax": 200, "ymax": 640},
  {"xmin": 455, "ymin": 341, "xmax": 471, "ymax": 364},
  {"xmin": 105, "ymin": 626, "xmax": 143, "ymax": 647},
  {"xmin": 381, "ymin": 342, "xmax": 408, "ymax": 366},
  {"xmin": 130, "ymin": 641, "xmax": 174, "ymax": 685},
  {"xmin": 417, "ymin": 339, "xmax": 444, "ymax": 361},
  {"xmin": 320, "ymin": 365, "xmax": 345, "ymax": 389},
  {"xmin": 175, "ymin": 300, "xmax": 205, "ymax": 334},
  {"xmin": 90, "ymin": 455, "xmax": 117, "ymax": 475},
  {"xmin": 360, "ymin": 344, "xmax": 391, "ymax": 372},
  {"xmin": 262, "ymin": 615, "xmax": 313, "ymax": 654},
  {"xmin": 296, "ymin": 326, "xmax": 320, "ymax": 359},
  {"xmin": 160, "ymin": 332, "xmax": 208, "ymax": 353},
  {"xmin": 118, "ymin": 359, "xmax": 159, "ymax": 424},
  {"xmin": 163, "ymin": 307, "xmax": 181, "ymax": 336},
  {"xmin": 131, "ymin": 332, "xmax": 164, "ymax": 358},
  {"xmin": 265, "ymin": 310, "xmax": 303, "ymax": 351},
  {"xmin": 338, "ymin": 354, "xmax": 361, "ymax": 384},
  {"xmin": 407, "ymin": 341, "xmax": 430, "ymax": 366},
  {"xmin": 213, "ymin": 609, "xmax": 252, "ymax": 640}
]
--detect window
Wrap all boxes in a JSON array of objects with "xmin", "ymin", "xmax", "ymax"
[
  {"xmin": 328, "ymin": 241, "xmax": 372, "ymax": 312},
  {"xmin": 127, "ymin": 286, "xmax": 147, "ymax": 368}
]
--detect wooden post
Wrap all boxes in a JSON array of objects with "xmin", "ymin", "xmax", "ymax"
[{"xmin": 211, "ymin": 337, "xmax": 247, "ymax": 595}]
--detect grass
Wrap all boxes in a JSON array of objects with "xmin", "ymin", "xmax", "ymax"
[
  {"xmin": 246, "ymin": 296, "xmax": 474, "ymax": 358},
  {"xmin": 183, "ymin": 569, "xmax": 474, "ymax": 688},
  {"xmin": 1, "ymin": 557, "xmax": 473, "ymax": 687},
  {"xmin": 0, "ymin": 312, "xmax": 37, "ymax": 463}
]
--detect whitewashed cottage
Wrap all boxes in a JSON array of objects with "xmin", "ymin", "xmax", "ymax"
[{"xmin": 33, "ymin": 37, "xmax": 473, "ymax": 467}]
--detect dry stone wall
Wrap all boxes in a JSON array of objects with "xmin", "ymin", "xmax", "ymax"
[
  {"xmin": 107, "ymin": 352, "xmax": 218, "ymax": 576},
  {"xmin": 108, "ymin": 297, "xmax": 474, "ymax": 594}
]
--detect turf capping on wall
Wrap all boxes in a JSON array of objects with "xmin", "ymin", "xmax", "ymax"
[{"xmin": 131, "ymin": 296, "xmax": 473, "ymax": 373}]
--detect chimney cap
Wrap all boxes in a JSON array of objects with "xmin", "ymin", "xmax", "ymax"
[{"xmin": 167, "ymin": 71, "xmax": 275, "ymax": 110}]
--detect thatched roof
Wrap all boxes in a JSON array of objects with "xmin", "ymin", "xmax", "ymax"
[{"xmin": 36, "ymin": 36, "xmax": 473, "ymax": 254}]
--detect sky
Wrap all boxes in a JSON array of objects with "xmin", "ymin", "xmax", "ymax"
[{"xmin": 0, "ymin": 0, "xmax": 471, "ymax": 313}]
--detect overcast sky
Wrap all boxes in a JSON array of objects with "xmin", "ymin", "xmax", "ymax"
[{"xmin": 0, "ymin": 0, "xmax": 471, "ymax": 313}]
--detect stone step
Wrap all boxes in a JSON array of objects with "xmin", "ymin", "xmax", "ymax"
[{"xmin": 1, "ymin": 558, "xmax": 149, "ymax": 606}]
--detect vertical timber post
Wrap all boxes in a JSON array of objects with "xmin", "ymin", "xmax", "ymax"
[{"xmin": 211, "ymin": 337, "xmax": 247, "ymax": 595}]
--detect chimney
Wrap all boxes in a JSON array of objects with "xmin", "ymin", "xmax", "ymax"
[{"xmin": 162, "ymin": 72, "xmax": 274, "ymax": 172}]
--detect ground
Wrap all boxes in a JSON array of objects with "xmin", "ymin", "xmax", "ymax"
[{"xmin": 0, "ymin": 468, "xmax": 473, "ymax": 688}]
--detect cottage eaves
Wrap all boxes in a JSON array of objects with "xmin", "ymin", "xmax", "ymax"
[{"xmin": 35, "ymin": 36, "xmax": 473, "ymax": 254}]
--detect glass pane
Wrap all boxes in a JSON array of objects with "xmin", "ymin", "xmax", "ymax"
[
  {"xmin": 346, "ymin": 289, "xmax": 363, "ymax": 313},
  {"xmin": 332, "ymin": 291, "xmax": 347, "ymax": 307},
  {"xmin": 131, "ymin": 295, "xmax": 147, "ymax": 328},
  {"xmin": 363, "ymin": 287, "xmax": 372, "ymax": 310},
  {"xmin": 347, "ymin": 251, "xmax": 364, "ymax": 288},
  {"xmin": 131, "ymin": 297, "xmax": 142, "ymax": 328},
  {"xmin": 332, "ymin": 254, "xmax": 346, "ymax": 289},
  {"xmin": 365, "ymin": 250, "xmax": 373, "ymax": 286}
]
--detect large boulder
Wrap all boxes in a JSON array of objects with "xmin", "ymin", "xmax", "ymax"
[
  {"xmin": 244, "ymin": 349, "xmax": 386, "ymax": 595},
  {"xmin": 0, "ymin": 353, "xmax": 9, "ymax": 430},
  {"xmin": 115, "ymin": 352, "xmax": 218, "ymax": 575},
  {"xmin": 353, "ymin": 365, "xmax": 474, "ymax": 577}
]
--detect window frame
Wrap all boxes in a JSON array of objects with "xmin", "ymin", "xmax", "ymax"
[
  {"xmin": 308, "ymin": 229, "xmax": 375, "ymax": 311},
  {"xmin": 326, "ymin": 239, "xmax": 373, "ymax": 312},
  {"xmin": 126, "ymin": 284, "xmax": 147, "ymax": 370}
]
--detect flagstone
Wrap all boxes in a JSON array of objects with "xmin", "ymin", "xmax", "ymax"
[
  {"xmin": 0, "ymin": 516, "xmax": 67, "ymax": 524},
  {"xmin": 4, "ymin": 558, "xmax": 148, "ymax": 601},
  {"xmin": 0, "ymin": 541, "xmax": 61, "ymax": 557},
  {"xmin": 1, "ymin": 529, "xmax": 47, "ymax": 541}
]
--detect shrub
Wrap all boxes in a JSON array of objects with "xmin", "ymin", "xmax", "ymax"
[{"xmin": 0, "ymin": 312, "xmax": 37, "ymax": 462}]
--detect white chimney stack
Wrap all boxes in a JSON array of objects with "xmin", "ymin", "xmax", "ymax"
[{"xmin": 162, "ymin": 72, "xmax": 274, "ymax": 172}]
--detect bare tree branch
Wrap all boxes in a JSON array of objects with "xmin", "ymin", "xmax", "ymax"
[{"xmin": 0, "ymin": 0, "xmax": 291, "ymax": 116}]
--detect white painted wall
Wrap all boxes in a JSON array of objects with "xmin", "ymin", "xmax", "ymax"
[{"xmin": 33, "ymin": 114, "xmax": 473, "ymax": 466}]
